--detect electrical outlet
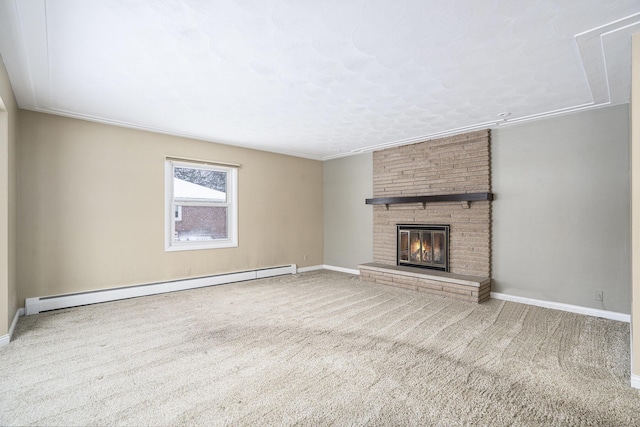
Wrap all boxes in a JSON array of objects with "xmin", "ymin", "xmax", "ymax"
[
  {"xmin": 595, "ymin": 291, "xmax": 603, "ymax": 302},
  {"xmin": 185, "ymin": 267, "xmax": 192, "ymax": 276},
  {"xmin": 303, "ymin": 255, "xmax": 308, "ymax": 261}
]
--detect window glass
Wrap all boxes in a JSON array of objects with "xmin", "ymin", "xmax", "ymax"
[{"xmin": 166, "ymin": 160, "xmax": 238, "ymax": 251}]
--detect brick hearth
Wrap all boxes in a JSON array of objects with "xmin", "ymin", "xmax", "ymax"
[{"xmin": 359, "ymin": 263, "xmax": 491, "ymax": 303}]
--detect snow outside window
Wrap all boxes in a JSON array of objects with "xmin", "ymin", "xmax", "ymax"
[{"xmin": 165, "ymin": 160, "xmax": 238, "ymax": 251}]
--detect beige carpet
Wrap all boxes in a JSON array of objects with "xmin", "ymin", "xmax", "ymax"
[{"xmin": 1, "ymin": 270, "xmax": 638, "ymax": 426}]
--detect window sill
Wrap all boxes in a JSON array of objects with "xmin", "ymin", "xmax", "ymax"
[{"xmin": 165, "ymin": 240, "xmax": 238, "ymax": 252}]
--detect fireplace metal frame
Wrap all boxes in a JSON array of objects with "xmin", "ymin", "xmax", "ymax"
[{"xmin": 397, "ymin": 224, "xmax": 450, "ymax": 272}]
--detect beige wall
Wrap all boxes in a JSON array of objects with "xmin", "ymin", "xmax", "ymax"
[
  {"xmin": 0, "ymin": 54, "xmax": 18, "ymax": 336},
  {"xmin": 323, "ymin": 153, "xmax": 373, "ymax": 270},
  {"xmin": 18, "ymin": 111, "xmax": 323, "ymax": 301},
  {"xmin": 631, "ymin": 32, "xmax": 640, "ymax": 380}
]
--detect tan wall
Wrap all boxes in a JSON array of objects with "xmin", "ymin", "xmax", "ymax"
[
  {"xmin": 18, "ymin": 111, "xmax": 323, "ymax": 301},
  {"xmin": 631, "ymin": 32, "xmax": 640, "ymax": 379},
  {"xmin": 0, "ymin": 54, "xmax": 19, "ymax": 336}
]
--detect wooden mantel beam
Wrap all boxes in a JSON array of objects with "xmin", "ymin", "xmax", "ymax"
[{"xmin": 365, "ymin": 192, "xmax": 493, "ymax": 208}]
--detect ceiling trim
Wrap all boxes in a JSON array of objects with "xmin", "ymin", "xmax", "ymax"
[
  {"xmin": 26, "ymin": 99, "xmax": 626, "ymax": 163},
  {"xmin": 322, "ymin": 101, "xmax": 618, "ymax": 161},
  {"xmin": 0, "ymin": 0, "xmax": 34, "ymax": 106},
  {"xmin": 28, "ymin": 106, "xmax": 325, "ymax": 161},
  {"xmin": 574, "ymin": 12, "xmax": 640, "ymax": 105},
  {"xmin": 323, "ymin": 14, "xmax": 640, "ymax": 161}
]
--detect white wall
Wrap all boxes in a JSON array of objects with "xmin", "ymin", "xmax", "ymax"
[
  {"xmin": 492, "ymin": 104, "xmax": 630, "ymax": 313},
  {"xmin": 323, "ymin": 153, "xmax": 373, "ymax": 271}
]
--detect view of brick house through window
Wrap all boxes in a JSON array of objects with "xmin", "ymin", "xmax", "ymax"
[
  {"xmin": 173, "ymin": 167, "xmax": 227, "ymax": 241},
  {"xmin": 165, "ymin": 159, "xmax": 238, "ymax": 251}
]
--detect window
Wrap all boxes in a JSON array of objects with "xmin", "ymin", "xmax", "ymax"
[{"xmin": 165, "ymin": 159, "xmax": 238, "ymax": 251}]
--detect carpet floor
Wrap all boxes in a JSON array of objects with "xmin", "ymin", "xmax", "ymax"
[{"xmin": 0, "ymin": 270, "xmax": 639, "ymax": 426}]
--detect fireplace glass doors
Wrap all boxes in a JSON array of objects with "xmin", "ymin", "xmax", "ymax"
[{"xmin": 397, "ymin": 224, "xmax": 449, "ymax": 271}]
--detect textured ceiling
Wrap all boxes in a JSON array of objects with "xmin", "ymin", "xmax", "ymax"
[{"xmin": 0, "ymin": 0, "xmax": 639, "ymax": 160}]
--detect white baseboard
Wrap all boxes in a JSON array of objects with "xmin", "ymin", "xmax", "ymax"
[
  {"xmin": 25, "ymin": 264, "xmax": 296, "ymax": 315},
  {"xmin": 323, "ymin": 265, "xmax": 360, "ymax": 275},
  {"xmin": 491, "ymin": 292, "xmax": 630, "ymax": 323},
  {"xmin": 631, "ymin": 374, "xmax": 640, "ymax": 389},
  {"xmin": 256, "ymin": 265, "xmax": 296, "ymax": 279},
  {"xmin": 296, "ymin": 265, "xmax": 324, "ymax": 273},
  {"xmin": 296, "ymin": 265, "xmax": 360, "ymax": 275},
  {"xmin": 0, "ymin": 307, "xmax": 24, "ymax": 347}
]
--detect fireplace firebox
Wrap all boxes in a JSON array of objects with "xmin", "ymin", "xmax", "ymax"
[{"xmin": 397, "ymin": 224, "xmax": 449, "ymax": 271}]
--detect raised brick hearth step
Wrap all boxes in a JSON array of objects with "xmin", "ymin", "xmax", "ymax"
[{"xmin": 358, "ymin": 262, "xmax": 490, "ymax": 303}]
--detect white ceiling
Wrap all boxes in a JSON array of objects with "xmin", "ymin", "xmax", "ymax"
[{"xmin": 0, "ymin": 0, "xmax": 639, "ymax": 160}]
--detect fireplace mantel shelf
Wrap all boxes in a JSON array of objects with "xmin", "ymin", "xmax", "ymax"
[{"xmin": 365, "ymin": 192, "xmax": 493, "ymax": 209}]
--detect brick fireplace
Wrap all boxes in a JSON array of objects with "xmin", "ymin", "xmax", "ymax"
[{"xmin": 359, "ymin": 129, "xmax": 492, "ymax": 303}]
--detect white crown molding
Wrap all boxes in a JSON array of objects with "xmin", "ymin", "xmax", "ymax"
[
  {"xmin": 574, "ymin": 12, "xmax": 640, "ymax": 105},
  {"xmin": 320, "ymin": 102, "xmax": 618, "ymax": 161},
  {"xmin": 26, "ymin": 107, "xmax": 327, "ymax": 161}
]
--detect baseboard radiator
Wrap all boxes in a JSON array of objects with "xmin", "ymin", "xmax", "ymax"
[{"xmin": 25, "ymin": 264, "xmax": 297, "ymax": 315}]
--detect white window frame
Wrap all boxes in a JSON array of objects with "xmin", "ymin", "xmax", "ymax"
[{"xmin": 165, "ymin": 159, "xmax": 238, "ymax": 251}]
